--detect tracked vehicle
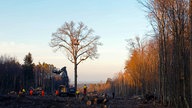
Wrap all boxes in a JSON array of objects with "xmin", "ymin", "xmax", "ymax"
[{"xmin": 53, "ymin": 67, "xmax": 75, "ymax": 96}]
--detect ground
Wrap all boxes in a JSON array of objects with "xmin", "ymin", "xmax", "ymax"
[{"xmin": 0, "ymin": 94, "xmax": 171, "ymax": 108}]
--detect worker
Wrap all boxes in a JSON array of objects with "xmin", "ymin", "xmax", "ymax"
[
  {"xmin": 83, "ymin": 84, "xmax": 87, "ymax": 96},
  {"xmin": 41, "ymin": 90, "xmax": 45, "ymax": 96},
  {"xmin": 18, "ymin": 88, "xmax": 25, "ymax": 97},
  {"xmin": 18, "ymin": 89, "xmax": 23, "ymax": 96},
  {"xmin": 22, "ymin": 88, "xmax": 26, "ymax": 95},
  {"xmin": 55, "ymin": 90, "xmax": 59, "ymax": 96},
  {"xmin": 76, "ymin": 90, "xmax": 80, "ymax": 98},
  {"xmin": 29, "ymin": 89, "xmax": 33, "ymax": 96},
  {"xmin": 112, "ymin": 92, "xmax": 115, "ymax": 99}
]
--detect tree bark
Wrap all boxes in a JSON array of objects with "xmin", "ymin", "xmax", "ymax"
[
  {"xmin": 74, "ymin": 61, "xmax": 78, "ymax": 91},
  {"xmin": 190, "ymin": 0, "xmax": 192, "ymax": 107}
]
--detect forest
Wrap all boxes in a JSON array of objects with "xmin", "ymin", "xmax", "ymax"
[
  {"xmin": 105, "ymin": 0, "xmax": 192, "ymax": 107},
  {"xmin": 0, "ymin": 53, "xmax": 65, "ymax": 94},
  {"xmin": 0, "ymin": 0, "xmax": 192, "ymax": 108}
]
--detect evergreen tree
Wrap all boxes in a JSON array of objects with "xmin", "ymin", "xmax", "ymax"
[{"xmin": 22, "ymin": 52, "xmax": 34, "ymax": 89}]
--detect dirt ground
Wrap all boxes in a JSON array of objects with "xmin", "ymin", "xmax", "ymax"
[{"xmin": 0, "ymin": 95, "xmax": 171, "ymax": 108}]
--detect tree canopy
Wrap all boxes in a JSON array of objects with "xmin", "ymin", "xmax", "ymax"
[{"xmin": 50, "ymin": 21, "xmax": 102, "ymax": 90}]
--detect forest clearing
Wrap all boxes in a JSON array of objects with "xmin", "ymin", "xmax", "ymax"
[
  {"xmin": 0, "ymin": 94, "xmax": 170, "ymax": 108},
  {"xmin": 0, "ymin": 0, "xmax": 192, "ymax": 108}
]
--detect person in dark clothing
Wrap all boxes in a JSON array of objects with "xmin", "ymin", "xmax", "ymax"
[
  {"xmin": 83, "ymin": 84, "xmax": 87, "ymax": 96},
  {"xmin": 112, "ymin": 92, "xmax": 115, "ymax": 99}
]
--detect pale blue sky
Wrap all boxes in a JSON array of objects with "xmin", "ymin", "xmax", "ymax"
[{"xmin": 0, "ymin": 0, "xmax": 150, "ymax": 83}]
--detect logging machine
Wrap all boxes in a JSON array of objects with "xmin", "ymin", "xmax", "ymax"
[{"xmin": 52, "ymin": 66, "xmax": 75, "ymax": 97}]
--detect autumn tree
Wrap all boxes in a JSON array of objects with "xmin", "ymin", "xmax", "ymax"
[
  {"xmin": 124, "ymin": 37, "xmax": 158, "ymax": 96},
  {"xmin": 50, "ymin": 21, "xmax": 102, "ymax": 90},
  {"xmin": 105, "ymin": 36, "xmax": 159, "ymax": 98},
  {"xmin": 33, "ymin": 62, "xmax": 56, "ymax": 92},
  {"xmin": 104, "ymin": 1, "xmax": 191, "ymax": 107}
]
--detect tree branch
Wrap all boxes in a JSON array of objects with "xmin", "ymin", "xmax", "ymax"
[
  {"xmin": 78, "ymin": 36, "xmax": 99, "ymax": 52},
  {"xmin": 77, "ymin": 55, "xmax": 90, "ymax": 65}
]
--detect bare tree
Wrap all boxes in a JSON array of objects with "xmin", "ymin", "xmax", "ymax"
[
  {"xmin": 50, "ymin": 21, "xmax": 102, "ymax": 90},
  {"xmin": 141, "ymin": 0, "xmax": 190, "ymax": 107}
]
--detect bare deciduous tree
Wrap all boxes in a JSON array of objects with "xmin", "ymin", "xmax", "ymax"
[
  {"xmin": 50, "ymin": 21, "xmax": 102, "ymax": 90},
  {"xmin": 142, "ymin": 0, "xmax": 190, "ymax": 107}
]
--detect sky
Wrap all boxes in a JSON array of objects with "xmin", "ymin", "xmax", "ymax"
[{"xmin": 0, "ymin": 0, "xmax": 150, "ymax": 83}]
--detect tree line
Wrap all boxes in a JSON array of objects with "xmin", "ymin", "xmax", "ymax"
[
  {"xmin": 0, "ymin": 53, "xmax": 65, "ymax": 94},
  {"xmin": 105, "ymin": 0, "xmax": 192, "ymax": 108}
]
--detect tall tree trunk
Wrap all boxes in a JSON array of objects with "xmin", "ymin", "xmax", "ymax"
[
  {"xmin": 74, "ymin": 61, "xmax": 77, "ymax": 91},
  {"xmin": 190, "ymin": 0, "xmax": 192, "ymax": 107}
]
